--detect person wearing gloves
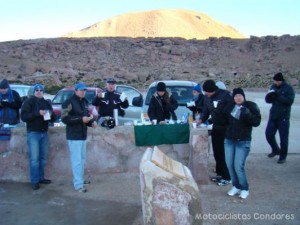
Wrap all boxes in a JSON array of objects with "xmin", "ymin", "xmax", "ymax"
[
  {"xmin": 147, "ymin": 81, "xmax": 178, "ymax": 123},
  {"xmin": 21, "ymin": 83, "xmax": 56, "ymax": 190},
  {"xmin": 0, "ymin": 79, "xmax": 22, "ymax": 125},
  {"xmin": 186, "ymin": 83, "xmax": 205, "ymax": 121},
  {"xmin": 92, "ymin": 78, "xmax": 129, "ymax": 125},
  {"xmin": 61, "ymin": 82, "xmax": 97, "ymax": 193},
  {"xmin": 265, "ymin": 72, "xmax": 295, "ymax": 164},
  {"xmin": 223, "ymin": 88, "xmax": 261, "ymax": 199},
  {"xmin": 198, "ymin": 79, "xmax": 232, "ymax": 186}
]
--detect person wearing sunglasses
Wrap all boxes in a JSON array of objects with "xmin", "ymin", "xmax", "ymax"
[{"xmin": 21, "ymin": 83, "xmax": 56, "ymax": 190}]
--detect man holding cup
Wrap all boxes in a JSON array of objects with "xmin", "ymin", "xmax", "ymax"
[
  {"xmin": 21, "ymin": 83, "xmax": 56, "ymax": 190},
  {"xmin": 92, "ymin": 78, "xmax": 129, "ymax": 126}
]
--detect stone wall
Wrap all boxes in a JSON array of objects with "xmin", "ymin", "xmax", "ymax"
[{"xmin": 0, "ymin": 125, "xmax": 209, "ymax": 184}]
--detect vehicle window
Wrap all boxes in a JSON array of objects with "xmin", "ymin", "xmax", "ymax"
[
  {"xmin": 52, "ymin": 91, "xmax": 74, "ymax": 104},
  {"xmin": 116, "ymin": 86, "xmax": 141, "ymax": 105},
  {"xmin": 85, "ymin": 91, "xmax": 96, "ymax": 103},
  {"xmin": 145, "ymin": 86, "xmax": 194, "ymax": 106}
]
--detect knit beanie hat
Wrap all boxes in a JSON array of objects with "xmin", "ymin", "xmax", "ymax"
[
  {"xmin": 157, "ymin": 82, "xmax": 166, "ymax": 92},
  {"xmin": 0, "ymin": 79, "xmax": 9, "ymax": 89},
  {"xmin": 202, "ymin": 80, "xmax": 217, "ymax": 92},
  {"xmin": 193, "ymin": 84, "xmax": 202, "ymax": 93},
  {"xmin": 232, "ymin": 87, "xmax": 245, "ymax": 98},
  {"xmin": 33, "ymin": 83, "xmax": 44, "ymax": 92},
  {"xmin": 273, "ymin": 72, "xmax": 284, "ymax": 81}
]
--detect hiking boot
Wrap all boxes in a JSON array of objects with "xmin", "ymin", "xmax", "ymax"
[
  {"xmin": 217, "ymin": 179, "xmax": 232, "ymax": 186},
  {"xmin": 39, "ymin": 179, "xmax": 51, "ymax": 184},
  {"xmin": 277, "ymin": 159, "xmax": 286, "ymax": 164},
  {"xmin": 32, "ymin": 183, "xmax": 40, "ymax": 190},
  {"xmin": 268, "ymin": 153, "xmax": 279, "ymax": 158},
  {"xmin": 210, "ymin": 176, "xmax": 222, "ymax": 183},
  {"xmin": 227, "ymin": 187, "xmax": 241, "ymax": 196},
  {"xmin": 239, "ymin": 190, "xmax": 249, "ymax": 199},
  {"xmin": 84, "ymin": 180, "xmax": 91, "ymax": 185},
  {"xmin": 76, "ymin": 187, "xmax": 87, "ymax": 193}
]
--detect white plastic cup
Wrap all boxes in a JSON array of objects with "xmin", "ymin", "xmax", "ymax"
[
  {"xmin": 192, "ymin": 122, "xmax": 197, "ymax": 128},
  {"xmin": 152, "ymin": 119, "xmax": 157, "ymax": 125},
  {"xmin": 133, "ymin": 120, "xmax": 138, "ymax": 125}
]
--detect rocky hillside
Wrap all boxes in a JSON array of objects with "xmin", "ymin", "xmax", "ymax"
[
  {"xmin": 63, "ymin": 9, "xmax": 245, "ymax": 40},
  {"xmin": 0, "ymin": 35, "xmax": 299, "ymax": 93}
]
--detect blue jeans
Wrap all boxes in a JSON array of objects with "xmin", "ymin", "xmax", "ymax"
[
  {"xmin": 225, "ymin": 139, "xmax": 250, "ymax": 191},
  {"xmin": 67, "ymin": 140, "xmax": 86, "ymax": 190},
  {"xmin": 265, "ymin": 118, "xmax": 290, "ymax": 160},
  {"xmin": 27, "ymin": 132, "xmax": 49, "ymax": 184}
]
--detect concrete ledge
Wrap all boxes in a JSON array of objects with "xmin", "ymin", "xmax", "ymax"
[{"xmin": 0, "ymin": 125, "xmax": 209, "ymax": 183}]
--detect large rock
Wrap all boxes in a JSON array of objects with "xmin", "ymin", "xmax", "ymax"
[{"xmin": 140, "ymin": 147, "xmax": 203, "ymax": 225}]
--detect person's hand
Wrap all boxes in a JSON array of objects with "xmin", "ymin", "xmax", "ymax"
[
  {"xmin": 39, "ymin": 110, "xmax": 47, "ymax": 116},
  {"xmin": 82, "ymin": 115, "xmax": 93, "ymax": 123},
  {"xmin": 97, "ymin": 90, "xmax": 103, "ymax": 98}
]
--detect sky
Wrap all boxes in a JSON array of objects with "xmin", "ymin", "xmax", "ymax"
[{"xmin": 0, "ymin": 0, "xmax": 299, "ymax": 42}]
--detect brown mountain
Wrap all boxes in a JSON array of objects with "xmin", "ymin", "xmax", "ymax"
[{"xmin": 63, "ymin": 9, "xmax": 245, "ymax": 40}]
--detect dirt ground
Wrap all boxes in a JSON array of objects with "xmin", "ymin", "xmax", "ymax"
[{"xmin": 199, "ymin": 153, "xmax": 300, "ymax": 225}]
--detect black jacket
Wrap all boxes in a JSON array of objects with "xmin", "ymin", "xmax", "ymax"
[
  {"xmin": 200, "ymin": 88, "xmax": 232, "ymax": 130},
  {"xmin": 61, "ymin": 94, "xmax": 95, "ymax": 140},
  {"xmin": 92, "ymin": 90, "xmax": 129, "ymax": 118},
  {"xmin": 265, "ymin": 81, "xmax": 295, "ymax": 120},
  {"xmin": 21, "ymin": 96, "xmax": 56, "ymax": 132},
  {"xmin": 223, "ymin": 101, "xmax": 261, "ymax": 141},
  {"xmin": 147, "ymin": 92, "xmax": 178, "ymax": 123}
]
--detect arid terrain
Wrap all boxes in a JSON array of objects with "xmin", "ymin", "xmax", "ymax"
[{"xmin": 0, "ymin": 9, "xmax": 299, "ymax": 93}]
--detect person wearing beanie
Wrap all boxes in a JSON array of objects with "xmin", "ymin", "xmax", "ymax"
[
  {"xmin": 21, "ymin": 83, "xmax": 57, "ymax": 190},
  {"xmin": 198, "ymin": 79, "xmax": 232, "ymax": 186},
  {"xmin": 265, "ymin": 73, "xmax": 295, "ymax": 164},
  {"xmin": 186, "ymin": 83, "xmax": 205, "ymax": 121},
  {"xmin": 223, "ymin": 87, "xmax": 261, "ymax": 199},
  {"xmin": 147, "ymin": 81, "xmax": 178, "ymax": 123},
  {"xmin": 0, "ymin": 79, "xmax": 22, "ymax": 125}
]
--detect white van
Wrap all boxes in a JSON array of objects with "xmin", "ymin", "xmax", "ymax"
[{"xmin": 132, "ymin": 80, "xmax": 197, "ymax": 121}]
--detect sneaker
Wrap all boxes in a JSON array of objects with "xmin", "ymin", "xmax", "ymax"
[
  {"xmin": 77, "ymin": 187, "xmax": 87, "ymax": 193},
  {"xmin": 239, "ymin": 190, "xmax": 249, "ymax": 199},
  {"xmin": 210, "ymin": 176, "xmax": 222, "ymax": 183},
  {"xmin": 84, "ymin": 180, "xmax": 91, "ymax": 185},
  {"xmin": 268, "ymin": 153, "xmax": 279, "ymax": 158},
  {"xmin": 217, "ymin": 179, "xmax": 232, "ymax": 186},
  {"xmin": 227, "ymin": 187, "xmax": 241, "ymax": 196}
]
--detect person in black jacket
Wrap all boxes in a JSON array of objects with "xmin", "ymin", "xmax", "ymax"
[
  {"xmin": 265, "ymin": 73, "xmax": 295, "ymax": 164},
  {"xmin": 61, "ymin": 82, "xmax": 97, "ymax": 193},
  {"xmin": 92, "ymin": 78, "xmax": 129, "ymax": 125},
  {"xmin": 223, "ymin": 88, "xmax": 261, "ymax": 199},
  {"xmin": 0, "ymin": 79, "xmax": 22, "ymax": 125},
  {"xmin": 21, "ymin": 83, "xmax": 56, "ymax": 190},
  {"xmin": 198, "ymin": 79, "xmax": 232, "ymax": 186},
  {"xmin": 186, "ymin": 83, "xmax": 205, "ymax": 121},
  {"xmin": 147, "ymin": 82, "xmax": 178, "ymax": 123}
]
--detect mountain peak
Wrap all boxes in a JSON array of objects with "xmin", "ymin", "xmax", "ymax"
[{"xmin": 62, "ymin": 9, "xmax": 245, "ymax": 40}]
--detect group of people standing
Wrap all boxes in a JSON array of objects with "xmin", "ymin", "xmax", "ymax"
[
  {"xmin": 0, "ymin": 72, "xmax": 295, "ymax": 197},
  {"xmin": 190, "ymin": 73, "xmax": 294, "ymax": 199}
]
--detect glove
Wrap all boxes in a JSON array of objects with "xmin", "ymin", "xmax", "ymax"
[
  {"xmin": 240, "ymin": 107, "xmax": 251, "ymax": 119},
  {"xmin": 1, "ymin": 101, "xmax": 10, "ymax": 107}
]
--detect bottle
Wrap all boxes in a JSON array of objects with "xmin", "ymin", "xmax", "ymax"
[{"xmin": 113, "ymin": 109, "xmax": 119, "ymax": 126}]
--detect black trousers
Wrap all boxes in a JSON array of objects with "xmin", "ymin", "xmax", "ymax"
[
  {"xmin": 265, "ymin": 118, "xmax": 290, "ymax": 160},
  {"xmin": 211, "ymin": 128, "xmax": 231, "ymax": 180}
]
